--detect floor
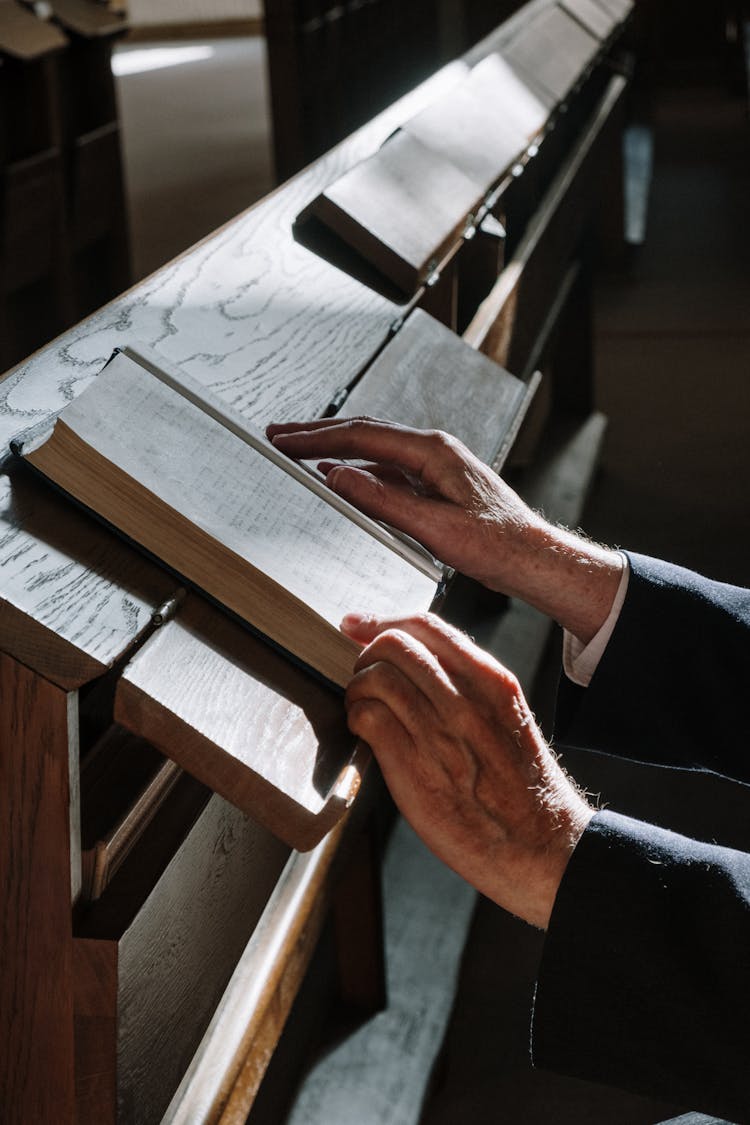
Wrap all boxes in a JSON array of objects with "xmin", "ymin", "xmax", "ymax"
[
  {"xmin": 113, "ymin": 36, "xmax": 750, "ymax": 1125},
  {"xmin": 115, "ymin": 38, "xmax": 274, "ymax": 281},
  {"xmin": 587, "ymin": 82, "xmax": 750, "ymax": 587},
  {"xmin": 420, "ymin": 74, "xmax": 750, "ymax": 1125}
]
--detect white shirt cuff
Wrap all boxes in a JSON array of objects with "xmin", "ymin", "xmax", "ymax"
[{"xmin": 562, "ymin": 554, "xmax": 630, "ymax": 688}]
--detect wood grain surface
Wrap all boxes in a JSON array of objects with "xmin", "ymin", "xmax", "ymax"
[
  {"xmin": 162, "ymin": 827, "xmax": 347, "ymax": 1125},
  {"xmin": 0, "ymin": 457, "xmax": 177, "ymax": 688},
  {"xmin": 112, "ymin": 305, "xmax": 535, "ymax": 849},
  {"xmin": 74, "ymin": 939, "xmax": 118, "ymax": 1124},
  {"xmin": 0, "ymin": 0, "xmax": 576, "ymax": 685},
  {"xmin": 342, "ymin": 307, "xmax": 534, "ymax": 466},
  {"xmin": 0, "ymin": 654, "xmax": 76, "ymax": 1124},
  {"xmin": 114, "ymin": 594, "xmax": 364, "ymax": 850},
  {"xmin": 464, "ymin": 74, "xmax": 628, "ymax": 373},
  {"xmin": 307, "ymin": 131, "xmax": 487, "ymax": 294},
  {"xmin": 0, "ymin": 59, "xmax": 476, "ymax": 681},
  {"xmin": 74, "ymin": 784, "xmax": 290, "ymax": 1125},
  {"xmin": 0, "ymin": 8, "xmax": 630, "ymax": 1121},
  {"xmin": 160, "ymin": 783, "xmax": 383, "ymax": 1125}
]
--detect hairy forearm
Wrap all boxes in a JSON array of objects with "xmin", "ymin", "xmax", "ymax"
[
  {"xmin": 484, "ymin": 517, "xmax": 624, "ymax": 646},
  {"xmin": 267, "ymin": 418, "xmax": 623, "ymax": 643}
]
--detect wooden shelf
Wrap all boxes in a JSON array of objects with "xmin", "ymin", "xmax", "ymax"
[{"xmin": 0, "ymin": 2, "xmax": 630, "ymax": 1119}]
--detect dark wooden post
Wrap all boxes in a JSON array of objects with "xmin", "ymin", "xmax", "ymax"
[{"xmin": 0, "ymin": 653, "xmax": 76, "ymax": 1124}]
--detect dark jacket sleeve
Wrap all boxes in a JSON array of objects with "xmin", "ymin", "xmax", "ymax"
[
  {"xmin": 532, "ymin": 809, "xmax": 750, "ymax": 1123},
  {"xmin": 534, "ymin": 555, "xmax": 750, "ymax": 1119},
  {"xmin": 554, "ymin": 551, "xmax": 750, "ymax": 785}
]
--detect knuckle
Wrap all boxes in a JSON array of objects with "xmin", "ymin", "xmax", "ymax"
[
  {"xmin": 410, "ymin": 610, "xmax": 438, "ymax": 634},
  {"xmin": 367, "ymin": 628, "xmax": 411, "ymax": 661},
  {"xmin": 347, "ymin": 659, "xmax": 388, "ymax": 695},
  {"xmin": 429, "ymin": 429, "xmax": 464, "ymax": 461},
  {"xmin": 345, "ymin": 698, "xmax": 380, "ymax": 740}
]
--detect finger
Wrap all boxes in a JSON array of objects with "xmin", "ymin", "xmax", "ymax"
[
  {"xmin": 266, "ymin": 418, "xmax": 345, "ymax": 438},
  {"xmin": 341, "ymin": 611, "xmax": 387, "ymax": 643},
  {"xmin": 268, "ymin": 417, "xmax": 464, "ymax": 485},
  {"xmin": 346, "ymin": 611, "xmax": 517, "ymax": 690},
  {"xmin": 344, "ymin": 696, "xmax": 413, "ymax": 760},
  {"xmin": 346, "ymin": 657, "xmax": 438, "ymax": 739},
  {"xmin": 317, "ymin": 460, "xmax": 420, "ymax": 488},
  {"xmin": 321, "ymin": 463, "xmax": 461, "ymax": 543},
  {"xmin": 352, "ymin": 628, "xmax": 459, "ymax": 714}
]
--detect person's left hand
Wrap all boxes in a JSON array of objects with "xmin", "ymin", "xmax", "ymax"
[{"xmin": 342, "ymin": 611, "xmax": 594, "ymax": 929}]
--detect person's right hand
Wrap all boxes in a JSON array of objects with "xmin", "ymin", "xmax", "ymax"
[
  {"xmin": 268, "ymin": 417, "xmax": 542, "ymax": 588},
  {"xmin": 267, "ymin": 417, "xmax": 622, "ymax": 644}
]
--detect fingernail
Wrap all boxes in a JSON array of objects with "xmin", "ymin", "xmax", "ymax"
[{"xmin": 341, "ymin": 612, "xmax": 366, "ymax": 630}]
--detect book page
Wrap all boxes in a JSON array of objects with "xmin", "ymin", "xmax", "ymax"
[
  {"xmin": 56, "ymin": 353, "xmax": 436, "ymax": 628},
  {"xmin": 121, "ymin": 343, "xmax": 442, "ymax": 581},
  {"xmin": 404, "ymin": 70, "xmax": 527, "ymax": 193}
]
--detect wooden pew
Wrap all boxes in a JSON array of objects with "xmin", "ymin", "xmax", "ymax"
[{"xmin": 0, "ymin": 2, "xmax": 632, "ymax": 1120}]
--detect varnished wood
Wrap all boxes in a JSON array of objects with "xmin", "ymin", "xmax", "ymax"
[
  {"xmin": 75, "ymin": 783, "xmax": 290, "ymax": 1125},
  {"xmin": 418, "ymin": 250, "xmax": 460, "ymax": 331},
  {"xmin": 161, "ymin": 778, "xmax": 379, "ymax": 1125},
  {"xmin": 0, "ymin": 3, "xmax": 579, "ymax": 687},
  {"xmin": 0, "ymin": 4, "xmax": 632, "ymax": 1118},
  {"xmin": 74, "ymin": 939, "xmax": 118, "ymax": 1124},
  {"xmin": 111, "ymin": 310, "xmax": 534, "ymax": 851},
  {"xmin": 464, "ymin": 73, "xmax": 628, "ymax": 373},
  {"xmin": 0, "ymin": 458, "xmax": 176, "ymax": 688},
  {"xmin": 167, "ymin": 837, "xmax": 330, "ymax": 1123},
  {"xmin": 331, "ymin": 820, "xmax": 387, "ymax": 1014},
  {"xmin": 0, "ymin": 2, "xmax": 67, "ymax": 60},
  {"xmin": 342, "ymin": 308, "xmax": 535, "ymax": 466},
  {"xmin": 456, "ymin": 218, "xmax": 505, "ymax": 334},
  {"xmin": 0, "ymin": 64, "xmax": 472, "ymax": 443},
  {"xmin": 305, "ymin": 131, "xmax": 487, "ymax": 295},
  {"xmin": 114, "ymin": 595, "xmax": 364, "ymax": 850},
  {"xmin": 0, "ymin": 654, "xmax": 75, "ymax": 1124},
  {"xmin": 264, "ymin": 0, "xmax": 444, "ymax": 179},
  {"xmin": 0, "ymin": 63, "xmax": 472, "ymax": 686},
  {"xmin": 500, "ymin": 6, "xmax": 600, "ymax": 106},
  {"xmin": 216, "ymin": 887, "xmax": 330, "ymax": 1125},
  {"xmin": 48, "ymin": 0, "xmax": 127, "ymax": 37},
  {"xmin": 559, "ymin": 0, "xmax": 617, "ymax": 40},
  {"xmin": 79, "ymin": 725, "xmax": 182, "ymax": 901}
]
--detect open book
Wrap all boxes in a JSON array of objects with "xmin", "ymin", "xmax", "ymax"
[
  {"xmin": 12, "ymin": 318, "xmax": 533, "ymax": 689},
  {"xmin": 11, "ymin": 346, "xmax": 445, "ymax": 689}
]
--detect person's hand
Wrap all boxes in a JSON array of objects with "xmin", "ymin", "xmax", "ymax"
[
  {"xmin": 268, "ymin": 416, "xmax": 534, "ymax": 590},
  {"xmin": 341, "ymin": 610, "xmax": 594, "ymax": 929},
  {"xmin": 267, "ymin": 417, "xmax": 622, "ymax": 643}
]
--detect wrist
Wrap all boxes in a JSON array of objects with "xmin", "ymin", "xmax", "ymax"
[
  {"xmin": 535, "ymin": 797, "xmax": 594, "ymax": 930},
  {"xmin": 488, "ymin": 519, "xmax": 623, "ymax": 645}
]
